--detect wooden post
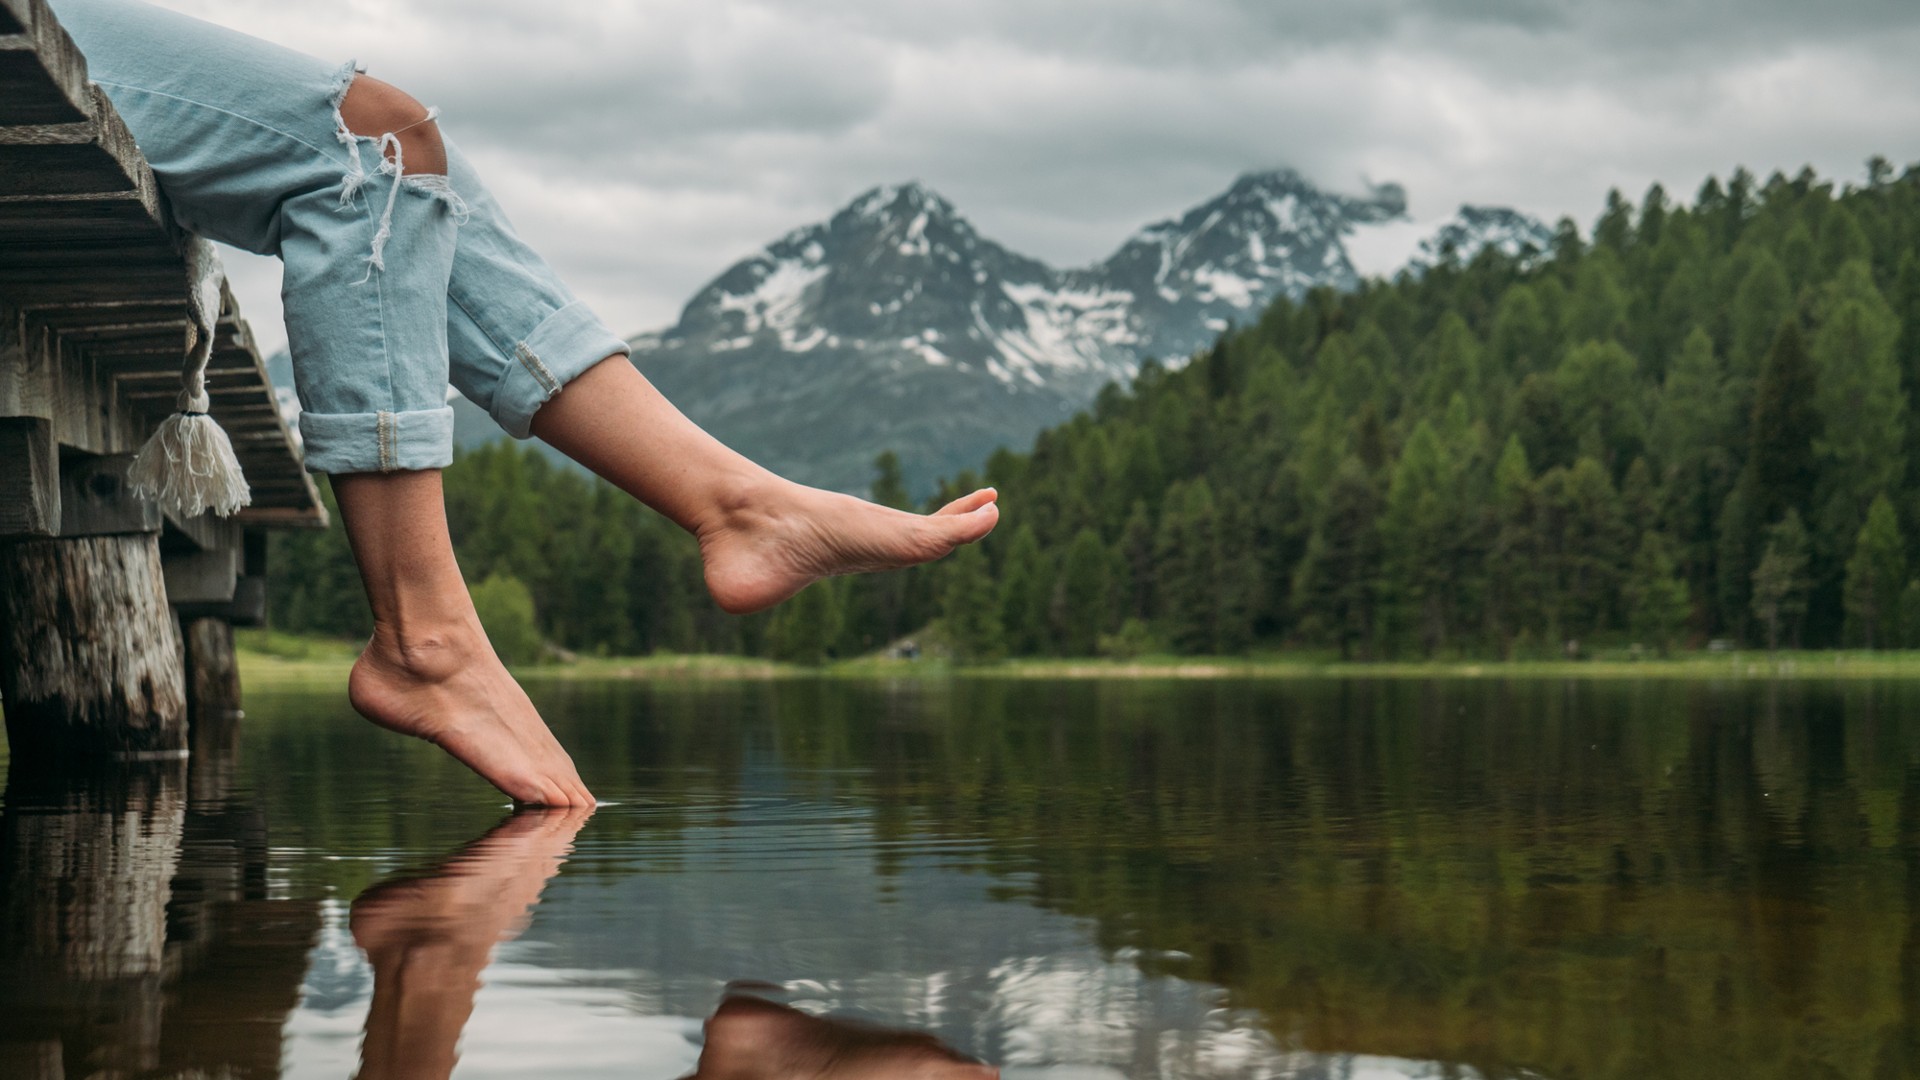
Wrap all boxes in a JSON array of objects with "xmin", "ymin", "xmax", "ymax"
[
  {"xmin": 181, "ymin": 615, "xmax": 242, "ymax": 803},
  {"xmin": 0, "ymin": 533, "xmax": 187, "ymax": 758},
  {"xmin": 181, "ymin": 615, "xmax": 240, "ymax": 725}
]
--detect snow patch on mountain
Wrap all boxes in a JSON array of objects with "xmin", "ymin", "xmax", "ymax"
[{"xmin": 1410, "ymin": 205, "xmax": 1557, "ymax": 270}]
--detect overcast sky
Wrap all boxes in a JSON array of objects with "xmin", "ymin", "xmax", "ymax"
[{"xmin": 139, "ymin": 0, "xmax": 1920, "ymax": 355}]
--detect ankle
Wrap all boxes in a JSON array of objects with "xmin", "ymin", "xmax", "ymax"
[
  {"xmin": 693, "ymin": 468, "xmax": 798, "ymax": 539},
  {"xmin": 363, "ymin": 619, "xmax": 490, "ymax": 682}
]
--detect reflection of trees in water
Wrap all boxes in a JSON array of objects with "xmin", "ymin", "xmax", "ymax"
[
  {"xmin": 0, "ymin": 743, "xmax": 317, "ymax": 1078},
  {"xmin": 184, "ymin": 677, "xmax": 1920, "ymax": 1078},
  {"xmin": 496, "ymin": 678, "xmax": 1920, "ymax": 1080}
]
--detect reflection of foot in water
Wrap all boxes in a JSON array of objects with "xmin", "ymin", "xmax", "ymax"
[
  {"xmin": 348, "ymin": 806, "xmax": 593, "ymax": 1080},
  {"xmin": 689, "ymin": 993, "xmax": 1000, "ymax": 1079}
]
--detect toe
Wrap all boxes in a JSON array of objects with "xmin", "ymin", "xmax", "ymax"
[
  {"xmin": 935, "ymin": 488, "xmax": 997, "ymax": 515},
  {"xmin": 937, "ymin": 502, "xmax": 999, "ymax": 546}
]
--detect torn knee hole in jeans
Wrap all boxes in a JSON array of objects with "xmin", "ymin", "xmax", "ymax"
[{"xmin": 329, "ymin": 61, "xmax": 469, "ymax": 279}]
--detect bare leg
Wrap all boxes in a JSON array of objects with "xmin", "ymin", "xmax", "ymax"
[
  {"xmin": 334, "ymin": 470, "xmax": 594, "ymax": 807},
  {"xmin": 530, "ymin": 357, "xmax": 999, "ymax": 614}
]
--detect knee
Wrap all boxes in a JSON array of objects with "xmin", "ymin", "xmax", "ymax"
[{"xmin": 339, "ymin": 74, "xmax": 446, "ymax": 176}]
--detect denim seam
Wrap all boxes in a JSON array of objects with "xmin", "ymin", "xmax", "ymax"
[
  {"xmin": 514, "ymin": 342, "xmax": 561, "ymax": 395},
  {"xmin": 376, "ymin": 410, "xmax": 393, "ymax": 470},
  {"xmin": 91, "ymin": 80, "xmax": 354, "ymax": 171}
]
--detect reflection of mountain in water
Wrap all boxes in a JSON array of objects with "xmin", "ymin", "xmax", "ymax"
[{"xmin": 274, "ymin": 785, "xmax": 1483, "ymax": 1079}]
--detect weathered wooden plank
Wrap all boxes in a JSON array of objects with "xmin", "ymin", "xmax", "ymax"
[
  {"xmin": 0, "ymin": 0, "xmax": 92, "ymax": 126},
  {"xmin": 161, "ymin": 506, "xmax": 235, "ymax": 554},
  {"xmin": 59, "ymin": 452, "xmax": 159, "ymax": 537},
  {"xmin": 28, "ymin": 300, "xmax": 184, "ymax": 329},
  {"xmin": 0, "ymin": 190, "xmax": 167, "ymax": 241},
  {"xmin": 0, "ymin": 0, "xmax": 31, "ymax": 36},
  {"xmin": 0, "ymin": 97, "xmax": 143, "ymax": 197},
  {"xmin": 0, "ymin": 416, "xmax": 56, "ymax": 535},
  {"xmin": 161, "ymin": 546, "xmax": 238, "ymax": 605},
  {"xmin": 0, "ymin": 533, "xmax": 188, "ymax": 757}
]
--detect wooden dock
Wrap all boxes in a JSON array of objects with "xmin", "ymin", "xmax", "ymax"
[{"xmin": 0, "ymin": 0, "xmax": 326, "ymax": 758}]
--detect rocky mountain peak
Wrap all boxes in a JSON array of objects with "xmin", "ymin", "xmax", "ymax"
[{"xmin": 1409, "ymin": 204, "xmax": 1557, "ymax": 271}]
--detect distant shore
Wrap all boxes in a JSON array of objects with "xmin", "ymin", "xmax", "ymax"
[{"xmin": 234, "ymin": 630, "xmax": 1920, "ymax": 683}]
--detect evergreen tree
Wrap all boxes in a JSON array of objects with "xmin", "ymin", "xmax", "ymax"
[
  {"xmin": 940, "ymin": 544, "xmax": 1002, "ymax": 662},
  {"xmin": 1054, "ymin": 529, "xmax": 1112, "ymax": 656},
  {"xmin": 1155, "ymin": 479, "xmax": 1221, "ymax": 654},
  {"xmin": 769, "ymin": 579, "xmax": 845, "ymax": 665},
  {"xmin": 1378, "ymin": 421, "xmax": 1467, "ymax": 655},
  {"xmin": 1539, "ymin": 456, "xmax": 1631, "ymax": 646},
  {"xmin": 1650, "ymin": 327, "xmax": 1737, "ymax": 624},
  {"xmin": 1485, "ymin": 436, "xmax": 1541, "ymax": 652},
  {"xmin": 1556, "ymin": 340, "xmax": 1645, "ymax": 473},
  {"xmin": 1751, "ymin": 511, "xmax": 1812, "ymax": 650},
  {"xmin": 1730, "ymin": 254, "xmax": 1792, "ymax": 376},
  {"xmin": 1817, "ymin": 205, "xmax": 1871, "ymax": 278},
  {"xmin": 1118, "ymin": 501, "xmax": 1156, "ymax": 621},
  {"xmin": 1746, "ymin": 320, "xmax": 1820, "ymax": 531},
  {"xmin": 870, "ymin": 450, "xmax": 912, "ymax": 510},
  {"xmin": 1810, "ymin": 261, "xmax": 1906, "ymax": 568},
  {"xmin": 1626, "ymin": 534, "xmax": 1692, "ymax": 654},
  {"xmin": 1489, "ymin": 284, "xmax": 1552, "ymax": 377},
  {"xmin": 1292, "ymin": 456, "xmax": 1381, "ymax": 658},
  {"xmin": 1843, "ymin": 494, "xmax": 1906, "ymax": 648},
  {"xmin": 1565, "ymin": 250, "xmax": 1630, "ymax": 344},
  {"xmin": 997, "ymin": 525, "xmax": 1050, "ymax": 655}
]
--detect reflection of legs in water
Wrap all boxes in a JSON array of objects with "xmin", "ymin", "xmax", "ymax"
[
  {"xmin": 690, "ymin": 993, "xmax": 1000, "ymax": 1080},
  {"xmin": 349, "ymin": 807, "xmax": 593, "ymax": 1080}
]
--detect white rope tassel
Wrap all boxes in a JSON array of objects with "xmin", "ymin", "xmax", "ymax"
[{"xmin": 128, "ymin": 237, "xmax": 252, "ymax": 518}]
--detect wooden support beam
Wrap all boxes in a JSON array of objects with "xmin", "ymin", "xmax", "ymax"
[
  {"xmin": 160, "ymin": 545, "xmax": 237, "ymax": 606},
  {"xmin": 0, "ymin": 0, "xmax": 93, "ymax": 126},
  {"xmin": 58, "ymin": 451, "xmax": 158, "ymax": 536},
  {"xmin": 0, "ymin": 416, "xmax": 56, "ymax": 536},
  {"xmin": 0, "ymin": 533, "xmax": 187, "ymax": 758}
]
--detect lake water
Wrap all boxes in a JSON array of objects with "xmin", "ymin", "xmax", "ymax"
[{"xmin": 3, "ymin": 676, "xmax": 1918, "ymax": 1078}]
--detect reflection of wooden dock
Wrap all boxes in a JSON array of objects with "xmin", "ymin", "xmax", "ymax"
[{"xmin": 0, "ymin": 0, "xmax": 325, "ymax": 756}]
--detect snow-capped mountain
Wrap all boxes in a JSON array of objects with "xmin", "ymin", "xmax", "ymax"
[
  {"xmin": 1090, "ymin": 170, "xmax": 1406, "ymax": 360},
  {"xmin": 634, "ymin": 169, "xmax": 1425, "ymax": 494},
  {"xmin": 1407, "ymin": 205, "xmax": 1557, "ymax": 272}
]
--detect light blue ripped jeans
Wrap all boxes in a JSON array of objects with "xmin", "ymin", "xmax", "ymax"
[{"xmin": 50, "ymin": 0, "xmax": 630, "ymax": 474}]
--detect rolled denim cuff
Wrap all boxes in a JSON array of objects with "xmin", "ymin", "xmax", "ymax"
[
  {"xmin": 299, "ymin": 406, "xmax": 455, "ymax": 474},
  {"xmin": 490, "ymin": 300, "xmax": 631, "ymax": 439}
]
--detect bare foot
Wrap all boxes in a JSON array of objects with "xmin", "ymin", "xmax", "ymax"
[
  {"xmin": 691, "ymin": 995, "xmax": 998, "ymax": 1080},
  {"xmin": 698, "ymin": 481, "xmax": 1000, "ymax": 615},
  {"xmin": 348, "ymin": 624, "xmax": 595, "ymax": 806}
]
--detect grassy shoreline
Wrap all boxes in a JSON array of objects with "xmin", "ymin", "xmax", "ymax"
[{"xmin": 234, "ymin": 630, "xmax": 1920, "ymax": 683}]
